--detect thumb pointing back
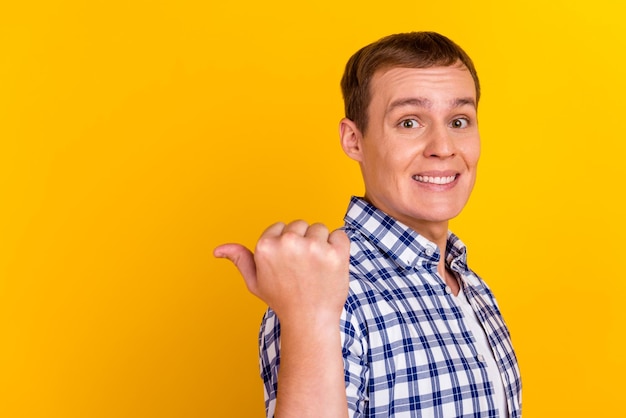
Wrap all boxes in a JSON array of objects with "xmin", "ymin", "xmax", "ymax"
[{"xmin": 213, "ymin": 243, "xmax": 259, "ymax": 295}]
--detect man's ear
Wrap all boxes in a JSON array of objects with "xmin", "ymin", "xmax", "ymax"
[{"xmin": 339, "ymin": 118, "xmax": 364, "ymax": 162}]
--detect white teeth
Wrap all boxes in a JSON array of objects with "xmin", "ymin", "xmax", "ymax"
[{"xmin": 413, "ymin": 175, "xmax": 457, "ymax": 185}]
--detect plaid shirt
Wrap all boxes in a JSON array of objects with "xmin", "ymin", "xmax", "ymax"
[{"xmin": 259, "ymin": 197, "xmax": 522, "ymax": 417}]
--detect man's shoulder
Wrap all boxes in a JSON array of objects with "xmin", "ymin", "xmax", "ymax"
[
  {"xmin": 343, "ymin": 226, "xmax": 403, "ymax": 303},
  {"xmin": 343, "ymin": 226, "xmax": 387, "ymax": 271}
]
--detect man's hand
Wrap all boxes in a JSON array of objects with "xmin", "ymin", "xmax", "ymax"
[
  {"xmin": 213, "ymin": 221, "xmax": 351, "ymax": 323},
  {"xmin": 215, "ymin": 221, "xmax": 351, "ymax": 417}
]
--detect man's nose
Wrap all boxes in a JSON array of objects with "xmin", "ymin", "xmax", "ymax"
[{"xmin": 423, "ymin": 125, "xmax": 456, "ymax": 159}]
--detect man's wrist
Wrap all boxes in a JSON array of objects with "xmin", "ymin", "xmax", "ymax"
[{"xmin": 277, "ymin": 309, "xmax": 342, "ymax": 336}]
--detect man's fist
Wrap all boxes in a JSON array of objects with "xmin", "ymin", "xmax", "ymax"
[{"xmin": 214, "ymin": 221, "xmax": 350, "ymax": 323}]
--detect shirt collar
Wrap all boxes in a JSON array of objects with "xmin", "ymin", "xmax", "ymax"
[
  {"xmin": 344, "ymin": 196, "xmax": 471, "ymax": 273},
  {"xmin": 342, "ymin": 197, "xmax": 429, "ymax": 269},
  {"xmin": 445, "ymin": 232, "xmax": 469, "ymax": 272}
]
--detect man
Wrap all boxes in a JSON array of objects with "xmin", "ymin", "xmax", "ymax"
[{"xmin": 215, "ymin": 32, "xmax": 522, "ymax": 417}]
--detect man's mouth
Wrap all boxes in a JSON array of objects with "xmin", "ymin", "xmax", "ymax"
[{"xmin": 412, "ymin": 174, "xmax": 458, "ymax": 185}]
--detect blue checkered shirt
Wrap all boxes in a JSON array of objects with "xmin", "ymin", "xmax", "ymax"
[{"xmin": 259, "ymin": 197, "xmax": 522, "ymax": 417}]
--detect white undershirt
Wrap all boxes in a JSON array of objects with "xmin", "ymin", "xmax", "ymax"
[{"xmin": 452, "ymin": 287, "xmax": 509, "ymax": 417}]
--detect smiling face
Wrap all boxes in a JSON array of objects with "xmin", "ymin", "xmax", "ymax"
[{"xmin": 340, "ymin": 64, "xmax": 481, "ymax": 238}]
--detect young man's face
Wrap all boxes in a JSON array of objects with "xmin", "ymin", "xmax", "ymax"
[{"xmin": 341, "ymin": 64, "xmax": 480, "ymax": 236}]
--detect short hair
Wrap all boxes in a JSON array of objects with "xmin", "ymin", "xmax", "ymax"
[{"xmin": 340, "ymin": 32, "xmax": 480, "ymax": 133}]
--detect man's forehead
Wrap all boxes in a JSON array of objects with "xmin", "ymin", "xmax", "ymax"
[
  {"xmin": 372, "ymin": 63, "xmax": 472, "ymax": 86},
  {"xmin": 370, "ymin": 64, "xmax": 476, "ymax": 103}
]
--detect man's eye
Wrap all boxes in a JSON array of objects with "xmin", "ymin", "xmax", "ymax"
[
  {"xmin": 401, "ymin": 119, "xmax": 419, "ymax": 129},
  {"xmin": 451, "ymin": 118, "xmax": 469, "ymax": 128}
]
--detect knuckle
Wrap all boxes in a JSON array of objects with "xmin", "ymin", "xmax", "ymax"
[
  {"xmin": 281, "ymin": 230, "xmax": 302, "ymax": 242},
  {"xmin": 255, "ymin": 236, "xmax": 275, "ymax": 254},
  {"xmin": 287, "ymin": 219, "xmax": 308, "ymax": 228},
  {"xmin": 310, "ymin": 222, "xmax": 329, "ymax": 233}
]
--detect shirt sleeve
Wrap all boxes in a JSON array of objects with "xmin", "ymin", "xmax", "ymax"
[
  {"xmin": 259, "ymin": 308, "xmax": 280, "ymax": 418},
  {"xmin": 258, "ymin": 303, "xmax": 370, "ymax": 418},
  {"xmin": 341, "ymin": 303, "xmax": 370, "ymax": 417}
]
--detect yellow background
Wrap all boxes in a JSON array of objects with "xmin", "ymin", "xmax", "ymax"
[{"xmin": 1, "ymin": 1, "xmax": 624, "ymax": 416}]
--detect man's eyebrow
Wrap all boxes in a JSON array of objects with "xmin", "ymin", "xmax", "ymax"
[
  {"xmin": 386, "ymin": 96, "xmax": 477, "ymax": 114},
  {"xmin": 387, "ymin": 97, "xmax": 432, "ymax": 113},
  {"xmin": 451, "ymin": 97, "xmax": 477, "ymax": 108}
]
